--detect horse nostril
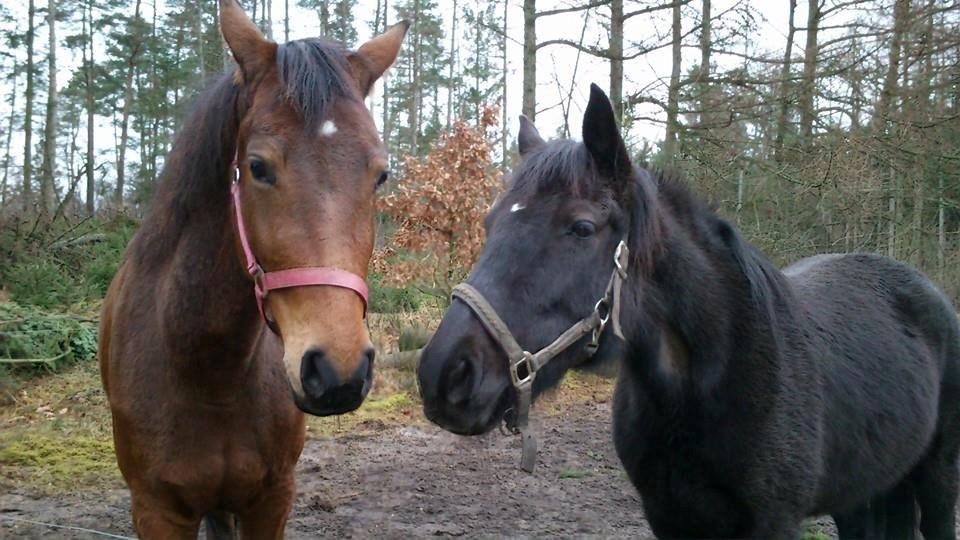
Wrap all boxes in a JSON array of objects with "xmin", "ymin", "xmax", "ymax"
[
  {"xmin": 300, "ymin": 348, "xmax": 337, "ymax": 399},
  {"xmin": 360, "ymin": 347, "xmax": 375, "ymax": 395},
  {"xmin": 444, "ymin": 355, "xmax": 476, "ymax": 407}
]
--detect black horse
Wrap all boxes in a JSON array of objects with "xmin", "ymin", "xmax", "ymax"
[{"xmin": 417, "ymin": 84, "xmax": 960, "ymax": 539}]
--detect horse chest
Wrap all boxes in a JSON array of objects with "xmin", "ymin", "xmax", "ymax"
[{"xmin": 152, "ymin": 406, "xmax": 301, "ymax": 508}]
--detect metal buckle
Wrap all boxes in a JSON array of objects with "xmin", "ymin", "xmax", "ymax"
[
  {"xmin": 614, "ymin": 240, "xmax": 627, "ymax": 276},
  {"xmin": 510, "ymin": 352, "xmax": 535, "ymax": 387}
]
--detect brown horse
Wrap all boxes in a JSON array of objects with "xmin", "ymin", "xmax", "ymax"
[{"xmin": 98, "ymin": 2, "xmax": 406, "ymax": 537}]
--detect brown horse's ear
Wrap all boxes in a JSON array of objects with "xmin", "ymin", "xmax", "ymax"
[
  {"xmin": 582, "ymin": 83, "xmax": 632, "ymax": 180},
  {"xmin": 518, "ymin": 115, "xmax": 545, "ymax": 156},
  {"xmin": 348, "ymin": 20, "xmax": 410, "ymax": 96},
  {"xmin": 220, "ymin": 0, "xmax": 277, "ymax": 83}
]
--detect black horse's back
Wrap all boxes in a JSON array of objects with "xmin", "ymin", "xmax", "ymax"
[{"xmin": 786, "ymin": 252, "xmax": 960, "ymax": 533}]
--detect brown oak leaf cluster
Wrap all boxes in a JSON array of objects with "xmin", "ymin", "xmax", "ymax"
[{"xmin": 375, "ymin": 106, "xmax": 503, "ymax": 295}]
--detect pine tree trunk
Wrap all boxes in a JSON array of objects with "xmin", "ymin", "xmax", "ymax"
[
  {"xmin": 195, "ymin": 3, "xmax": 206, "ymax": 79},
  {"xmin": 876, "ymin": 0, "xmax": 909, "ymax": 258},
  {"xmin": 266, "ymin": 0, "xmax": 273, "ymax": 39},
  {"xmin": 116, "ymin": 0, "xmax": 143, "ymax": 209},
  {"xmin": 65, "ymin": 110, "xmax": 79, "ymax": 211},
  {"xmin": 320, "ymin": 0, "xmax": 329, "ymax": 35},
  {"xmin": 1, "ymin": 72, "xmax": 16, "ymax": 210},
  {"xmin": 798, "ymin": 0, "xmax": 821, "ymax": 147},
  {"xmin": 40, "ymin": 0, "xmax": 58, "ymax": 214},
  {"xmin": 663, "ymin": 0, "xmax": 682, "ymax": 160},
  {"xmin": 888, "ymin": 164, "xmax": 897, "ymax": 258},
  {"xmin": 446, "ymin": 0, "xmax": 457, "ymax": 129},
  {"xmin": 85, "ymin": 0, "xmax": 95, "ymax": 215},
  {"xmin": 381, "ymin": 0, "xmax": 390, "ymax": 147},
  {"xmin": 609, "ymin": 0, "xmax": 623, "ymax": 123},
  {"xmin": 911, "ymin": 0, "xmax": 933, "ymax": 267},
  {"xmin": 522, "ymin": 0, "xmax": 536, "ymax": 120},
  {"xmin": 410, "ymin": 0, "xmax": 421, "ymax": 155},
  {"xmin": 22, "ymin": 0, "xmax": 36, "ymax": 212},
  {"xmin": 473, "ymin": 12, "xmax": 480, "ymax": 122},
  {"xmin": 501, "ymin": 0, "xmax": 508, "ymax": 169},
  {"xmin": 219, "ymin": 2, "xmax": 230, "ymax": 70},
  {"xmin": 849, "ymin": 41, "xmax": 862, "ymax": 131},
  {"xmin": 148, "ymin": 0, "xmax": 159, "ymax": 188},
  {"xmin": 697, "ymin": 0, "xmax": 710, "ymax": 128},
  {"xmin": 773, "ymin": 0, "xmax": 796, "ymax": 162},
  {"xmin": 938, "ymin": 172, "xmax": 945, "ymax": 277}
]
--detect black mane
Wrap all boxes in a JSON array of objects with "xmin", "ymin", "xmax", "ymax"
[
  {"xmin": 509, "ymin": 140, "xmax": 605, "ymax": 200},
  {"xmin": 276, "ymin": 38, "xmax": 354, "ymax": 132}
]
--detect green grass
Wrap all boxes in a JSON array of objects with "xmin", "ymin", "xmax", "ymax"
[{"xmin": 558, "ymin": 467, "xmax": 593, "ymax": 479}]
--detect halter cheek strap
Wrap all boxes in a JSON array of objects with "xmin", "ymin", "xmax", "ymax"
[{"xmin": 230, "ymin": 159, "xmax": 369, "ymax": 334}]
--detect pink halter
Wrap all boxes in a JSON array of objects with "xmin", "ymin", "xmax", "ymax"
[{"xmin": 230, "ymin": 159, "xmax": 369, "ymax": 332}]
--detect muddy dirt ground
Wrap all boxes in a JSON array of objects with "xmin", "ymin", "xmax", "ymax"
[
  {"xmin": 2, "ymin": 395, "xmax": 656, "ymax": 538},
  {"xmin": 2, "ymin": 387, "xmax": 956, "ymax": 538}
]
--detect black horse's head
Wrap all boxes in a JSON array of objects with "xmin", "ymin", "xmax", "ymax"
[{"xmin": 418, "ymin": 84, "xmax": 659, "ymax": 435}]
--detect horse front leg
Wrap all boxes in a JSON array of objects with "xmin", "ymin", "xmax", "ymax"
[
  {"xmin": 237, "ymin": 480, "xmax": 296, "ymax": 540},
  {"xmin": 131, "ymin": 492, "xmax": 202, "ymax": 540},
  {"xmin": 748, "ymin": 512, "xmax": 802, "ymax": 540}
]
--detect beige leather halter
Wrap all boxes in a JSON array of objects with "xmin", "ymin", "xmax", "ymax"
[{"xmin": 450, "ymin": 239, "xmax": 630, "ymax": 472}]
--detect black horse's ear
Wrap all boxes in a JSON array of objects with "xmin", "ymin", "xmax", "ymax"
[
  {"xmin": 518, "ymin": 115, "xmax": 545, "ymax": 156},
  {"xmin": 582, "ymin": 83, "xmax": 632, "ymax": 180}
]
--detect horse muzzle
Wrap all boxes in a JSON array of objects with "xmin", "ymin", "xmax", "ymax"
[
  {"xmin": 417, "ymin": 305, "xmax": 512, "ymax": 435},
  {"xmin": 293, "ymin": 347, "xmax": 374, "ymax": 416}
]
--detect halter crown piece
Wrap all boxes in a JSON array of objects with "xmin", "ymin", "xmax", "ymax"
[
  {"xmin": 451, "ymin": 238, "xmax": 630, "ymax": 472},
  {"xmin": 230, "ymin": 153, "xmax": 370, "ymax": 334}
]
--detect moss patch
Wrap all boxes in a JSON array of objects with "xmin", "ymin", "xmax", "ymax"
[
  {"xmin": 362, "ymin": 392, "xmax": 413, "ymax": 412},
  {"xmin": 559, "ymin": 468, "xmax": 594, "ymax": 479},
  {"xmin": 801, "ymin": 526, "xmax": 831, "ymax": 540},
  {"xmin": 306, "ymin": 391, "xmax": 423, "ymax": 437},
  {"xmin": 0, "ymin": 428, "xmax": 120, "ymax": 492}
]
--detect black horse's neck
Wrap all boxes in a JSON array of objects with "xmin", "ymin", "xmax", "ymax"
[{"xmin": 618, "ymin": 177, "xmax": 788, "ymax": 405}]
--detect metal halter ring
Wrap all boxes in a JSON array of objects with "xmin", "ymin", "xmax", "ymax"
[
  {"xmin": 510, "ymin": 352, "xmax": 535, "ymax": 387},
  {"xmin": 614, "ymin": 240, "xmax": 627, "ymax": 275},
  {"xmin": 251, "ymin": 265, "xmax": 268, "ymax": 301},
  {"xmin": 595, "ymin": 298, "xmax": 611, "ymax": 327}
]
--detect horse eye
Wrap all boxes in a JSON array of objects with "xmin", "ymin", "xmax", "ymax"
[
  {"xmin": 248, "ymin": 158, "xmax": 274, "ymax": 185},
  {"xmin": 571, "ymin": 220, "xmax": 596, "ymax": 238},
  {"xmin": 375, "ymin": 170, "xmax": 390, "ymax": 191}
]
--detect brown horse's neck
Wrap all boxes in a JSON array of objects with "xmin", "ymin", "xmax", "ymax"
[
  {"xmin": 131, "ymin": 72, "xmax": 269, "ymax": 387},
  {"xmin": 167, "ymin": 196, "xmax": 263, "ymax": 349}
]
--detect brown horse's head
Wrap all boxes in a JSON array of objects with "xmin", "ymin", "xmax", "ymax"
[{"xmin": 220, "ymin": 0, "xmax": 406, "ymax": 416}]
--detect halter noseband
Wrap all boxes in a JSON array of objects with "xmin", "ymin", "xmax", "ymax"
[
  {"xmin": 230, "ymin": 156, "xmax": 369, "ymax": 334},
  {"xmin": 450, "ymin": 239, "xmax": 630, "ymax": 472}
]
